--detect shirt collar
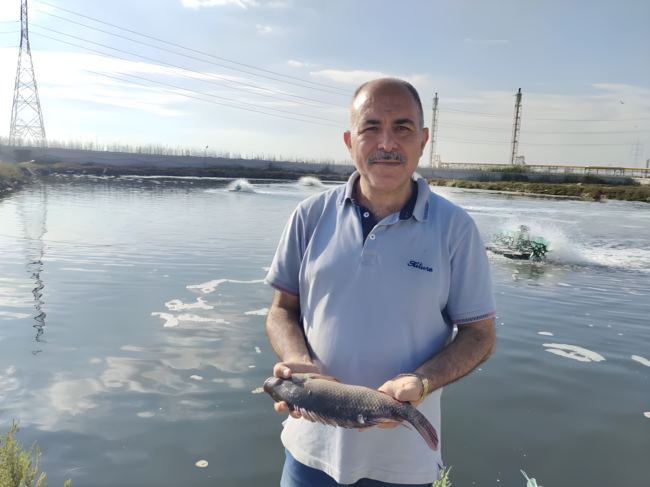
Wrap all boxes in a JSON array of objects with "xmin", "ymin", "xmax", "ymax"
[{"xmin": 340, "ymin": 171, "xmax": 430, "ymax": 222}]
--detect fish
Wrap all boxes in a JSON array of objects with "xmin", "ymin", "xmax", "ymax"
[{"xmin": 263, "ymin": 373, "xmax": 438, "ymax": 451}]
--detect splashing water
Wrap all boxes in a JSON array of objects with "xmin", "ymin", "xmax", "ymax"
[
  {"xmin": 297, "ymin": 176, "xmax": 323, "ymax": 187},
  {"xmin": 227, "ymin": 179, "xmax": 255, "ymax": 192}
]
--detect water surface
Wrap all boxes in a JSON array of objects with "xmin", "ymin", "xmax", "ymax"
[{"xmin": 0, "ymin": 175, "xmax": 648, "ymax": 486}]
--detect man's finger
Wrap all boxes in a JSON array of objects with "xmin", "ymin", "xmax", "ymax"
[
  {"xmin": 273, "ymin": 363, "xmax": 292, "ymax": 378},
  {"xmin": 274, "ymin": 401, "xmax": 289, "ymax": 413}
]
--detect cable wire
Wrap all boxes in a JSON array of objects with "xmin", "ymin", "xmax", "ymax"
[
  {"xmin": 85, "ymin": 69, "xmax": 347, "ymax": 125},
  {"xmin": 33, "ymin": 0, "xmax": 350, "ymax": 94},
  {"xmin": 83, "ymin": 70, "xmax": 346, "ymax": 129},
  {"xmin": 30, "ymin": 28, "xmax": 348, "ymax": 108}
]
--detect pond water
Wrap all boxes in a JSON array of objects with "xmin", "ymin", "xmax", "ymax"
[{"xmin": 0, "ymin": 174, "xmax": 648, "ymax": 487}]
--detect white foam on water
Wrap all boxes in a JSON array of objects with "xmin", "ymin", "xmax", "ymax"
[
  {"xmin": 187, "ymin": 279, "xmax": 264, "ymax": 293},
  {"xmin": 255, "ymin": 347, "xmax": 261, "ymax": 353},
  {"xmin": 190, "ymin": 375, "xmax": 203, "ymax": 380},
  {"xmin": 195, "ymin": 460, "xmax": 208, "ymax": 468},
  {"xmin": 151, "ymin": 312, "xmax": 178, "ymax": 328},
  {"xmin": 137, "ymin": 412, "xmax": 154, "ymax": 418},
  {"xmin": 298, "ymin": 176, "xmax": 324, "ymax": 187},
  {"xmin": 544, "ymin": 343, "xmax": 605, "ymax": 362},
  {"xmin": 165, "ymin": 298, "xmax": 213, "ymax": 310},
  {"xmin": 177, "ymin": 314, "xmax": 229, "ymax": 324},
  {"xmin": 151, "ymin": 312, "xmax": 228, "ymax": 327},
  {"xmin": 491, "ymin": 219, "xmax": 650, "ymax": 272},
  {"xmin": 245, "ymin": 308, "xmax": 269, "ymax": 316},
  {"xmin": 251, "ymin": 387, "xmax": 264, "ymax": 394},
  {"xmin": 644, "ymin": 412, "xmax": 650, "ymax": 418},
  {"xmin": 538, "ymin": 332, "xmax": 554, "ymax": 336},
  {"xmin": 226, "ymin": 179, "xmax": 255, "ymax": 192},
  {"xmin": 631, "ymin": 355, "xmax": 650, "ymax": 367}
]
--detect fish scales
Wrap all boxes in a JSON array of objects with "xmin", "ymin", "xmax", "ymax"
[{"xmin": 263, "ymin": 373, "xmax": 438, "ymax": 451}]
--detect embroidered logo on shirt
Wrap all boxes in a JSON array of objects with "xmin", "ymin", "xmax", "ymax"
[{"xmin": 407, "ymin": 261, "xmax": 433, "ymax": 272}]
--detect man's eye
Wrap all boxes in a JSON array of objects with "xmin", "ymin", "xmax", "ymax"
[{"xmin": 396, "ymin": 126, "xmax": 410, "ymax": 131}]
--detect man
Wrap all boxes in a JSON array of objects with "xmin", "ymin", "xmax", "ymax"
[{"xmin": 264, "ymin": 78, "xmax": 496, "ymax": 486}]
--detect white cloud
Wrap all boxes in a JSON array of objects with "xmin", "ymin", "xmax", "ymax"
[
  {"xmin": 256, "ymin": 24, "xmax": 273, "ymax": 35},
  {"xmin": 310, "ymin": 69, "xmax": 428, "ymax": 86},
  {"xmin": 464, "ymin": 38, "xmax": 509, "ymax": 45},
  {"xmin": 182, "ymin": 0, "xmax": 259, "ymax": 9},
  {"xmin": 268, "ymin": 1, "xmax": 287, "ymax": 7},
  {"xmin": 288, "ymin": 60, "xmax": 316, "ymax": 68}
]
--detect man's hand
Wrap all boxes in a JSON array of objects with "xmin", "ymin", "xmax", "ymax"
[
  {"xmin": 358, "ymin": 375, "xmax": 424, "ymax": 432},
  {"xmin": 271, "ymin": 361, "xmax": 320, "ymax": 419}
]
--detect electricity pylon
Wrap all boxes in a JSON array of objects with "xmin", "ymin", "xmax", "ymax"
[
  {"xmin": 10, "ymin": 0, "xmax": 47, "ymax": 145},
  {"xmin": 428, "ymin": 93, "xmax": 439, "ymax": 168},
  {"xmin": 629, "ymin": 141, "xmax": 643, "ymax": 167},
  {"xmin": 509, "ymin": 88, "xmax": 522, "ymax": 165}
]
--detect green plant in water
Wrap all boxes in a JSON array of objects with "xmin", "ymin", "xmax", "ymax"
[
  {"xmin": 431, "ymin": 466, "xmax": 452, "ymax": 486},
  {"xmin": 521, "ymin": 469, "xmax": 543, "ymax": 487},
  {"xmin": 0, "ymin": 421, "xmax": 71, "ymax": 487}
]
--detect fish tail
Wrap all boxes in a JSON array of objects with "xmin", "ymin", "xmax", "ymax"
[{"xmin": 401, "ymin": 407, "xmax": 439, "ymax": 451}]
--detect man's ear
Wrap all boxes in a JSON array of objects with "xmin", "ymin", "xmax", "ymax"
[
  {"xmin": 343, "ymin": 130, "xmax": 352, "ymax": 153},
  {"xmin": 420, "ymin": 127, "xmax": 429, "ymax": 156}
]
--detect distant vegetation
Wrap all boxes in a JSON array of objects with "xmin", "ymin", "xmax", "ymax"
[
  {"xmin": 428, "ymin": 178, "xmax": 650, "ymax": 202},
  {"xmin": 485, "ymin": 164, "xmax": 532, "ymax": 174},
  {"xmin": 0, "ymin": 421, "xmax": 71, "ymax": 487},
  {"xmin": 0, "ymin": 136, "xmax": 351, "ymax": 166}
]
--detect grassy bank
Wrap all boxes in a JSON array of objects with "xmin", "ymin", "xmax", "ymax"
[
  {"xmin": 427, "ymin": 178, "xmax": 650, "ymax": 202},
  {"xmin": 0, "ymin": 161, "xmax": 26, "ymax": 187},
  {"xmin": 20, "ymin": 161, "xmax": 351, "ymax": 182}
]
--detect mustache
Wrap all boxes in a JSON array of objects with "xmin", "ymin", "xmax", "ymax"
[{"xmin": 366, "ymin": 151, "xmax": 406, "ymax": 164}]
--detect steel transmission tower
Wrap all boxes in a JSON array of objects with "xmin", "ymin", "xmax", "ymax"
[
  {"xmin": 428, "ymin": 93, "xmax": 439, "ymax": 168},
  {"xmin": 10, "ymin": 0, "xmax": 47, "ymax": 145},
  {"xmin": 630, "ymin": 140, "xmax": 643, "ymax": 167},
  {"xmin": 509, "ymin": 88, "xmax": 523, "ymax": 165}
]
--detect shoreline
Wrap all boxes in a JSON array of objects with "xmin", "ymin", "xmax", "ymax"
[
  {"xmin": 427, "ymin": 178, "xmax": 650, "ymax": 203},
  {"xmin": 2, "ymin": 161, "xmax": 649, "ymax": 203}
]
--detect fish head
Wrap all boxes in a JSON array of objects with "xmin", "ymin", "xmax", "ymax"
[{"xmin": 263, "ymin": 376, "xmax": 282, "ymax": 395}]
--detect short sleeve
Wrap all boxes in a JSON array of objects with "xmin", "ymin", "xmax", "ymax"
[
  {"xmin": 445, "ymin": 220, "xmax": 497, "ymax": 325},
  {"xmin": 264, "ymin": 207, "xmax": 305, "ymax": 297}
]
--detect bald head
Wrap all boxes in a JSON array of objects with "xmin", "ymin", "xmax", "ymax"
[{"xmin": 349, "ymin": 78, "xmax": 425, "ymax": 130}]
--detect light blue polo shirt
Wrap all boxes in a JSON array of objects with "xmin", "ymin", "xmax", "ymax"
[{"xmin": 265, "ymin": 171, "xmax": 496, "ymax": 484}]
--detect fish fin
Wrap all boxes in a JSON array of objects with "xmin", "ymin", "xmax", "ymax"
[
  {"xmin": 305, "ymin": 373, "xmax": 342, "ymax": 383},
  {"xmin": 400, "ymin": 409, "xmax": 439, "ymax": 451}
]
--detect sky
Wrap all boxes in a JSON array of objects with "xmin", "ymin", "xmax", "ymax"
[{"xmin": 0, "ymin": 0, "xmax": 649, "ymax": 167}]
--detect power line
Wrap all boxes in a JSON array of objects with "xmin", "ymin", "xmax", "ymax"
[
  {"xmin": 30, "ymin": 29, "xmax": 348, "ymax": 108},
  {"xmin": 86, "ymin": 70, "xmax": 346, "ymax": 125},
  {"xmin": 83, "ymin": 70, "xmax": 345, "ymax": 129},
  {"xmin": 437, "ymin": 106, "xmax": 650, "ymax": 122},
  {"xmin": 33, "ymin": 0, "xmax": 350, "ymax": 94}
]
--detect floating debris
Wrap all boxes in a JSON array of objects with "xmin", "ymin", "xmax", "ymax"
[
  {"xmin": 538, "ymin": 332, "xmax": 553, "ymax": 336},
  {"xmin": 644, "ymin": 412, "xmax": 650, "ymax": 418},
  {"xmin": 252, "ymin": 387, "xmax": 264, "ymax": 394},
  {"xmin": 190, "ymin": 375, "xmax": 203, "ymax": 380},
  {"xmin": 196, "ymin": 460, "xmax": 208, "ymax": 467},
  {"xmin": 255, "ymin": 347, "xmax": 261, "ymax": 353},
  {"xmin": 631, "ymin": 355, "xmax": 650, "ymax": 367}
]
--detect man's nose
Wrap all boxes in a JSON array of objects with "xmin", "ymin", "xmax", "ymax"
[{"xmin": 377, "ymin": 127, "xmax": 398, "ymax": 152}]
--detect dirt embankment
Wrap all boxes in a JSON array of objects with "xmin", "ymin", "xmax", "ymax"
[{"xmin": 428, "ymin": 178, "xmax": 650, "ymax": 203}]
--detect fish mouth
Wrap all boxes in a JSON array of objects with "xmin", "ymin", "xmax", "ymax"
[{"xmin": 263, "ymin": 376, "xmax": 280, "ymax": 394}]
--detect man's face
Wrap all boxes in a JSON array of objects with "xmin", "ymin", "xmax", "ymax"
[{"xmin": 344, "ymin": 83, "xmax": 429, "ymax": 194}]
